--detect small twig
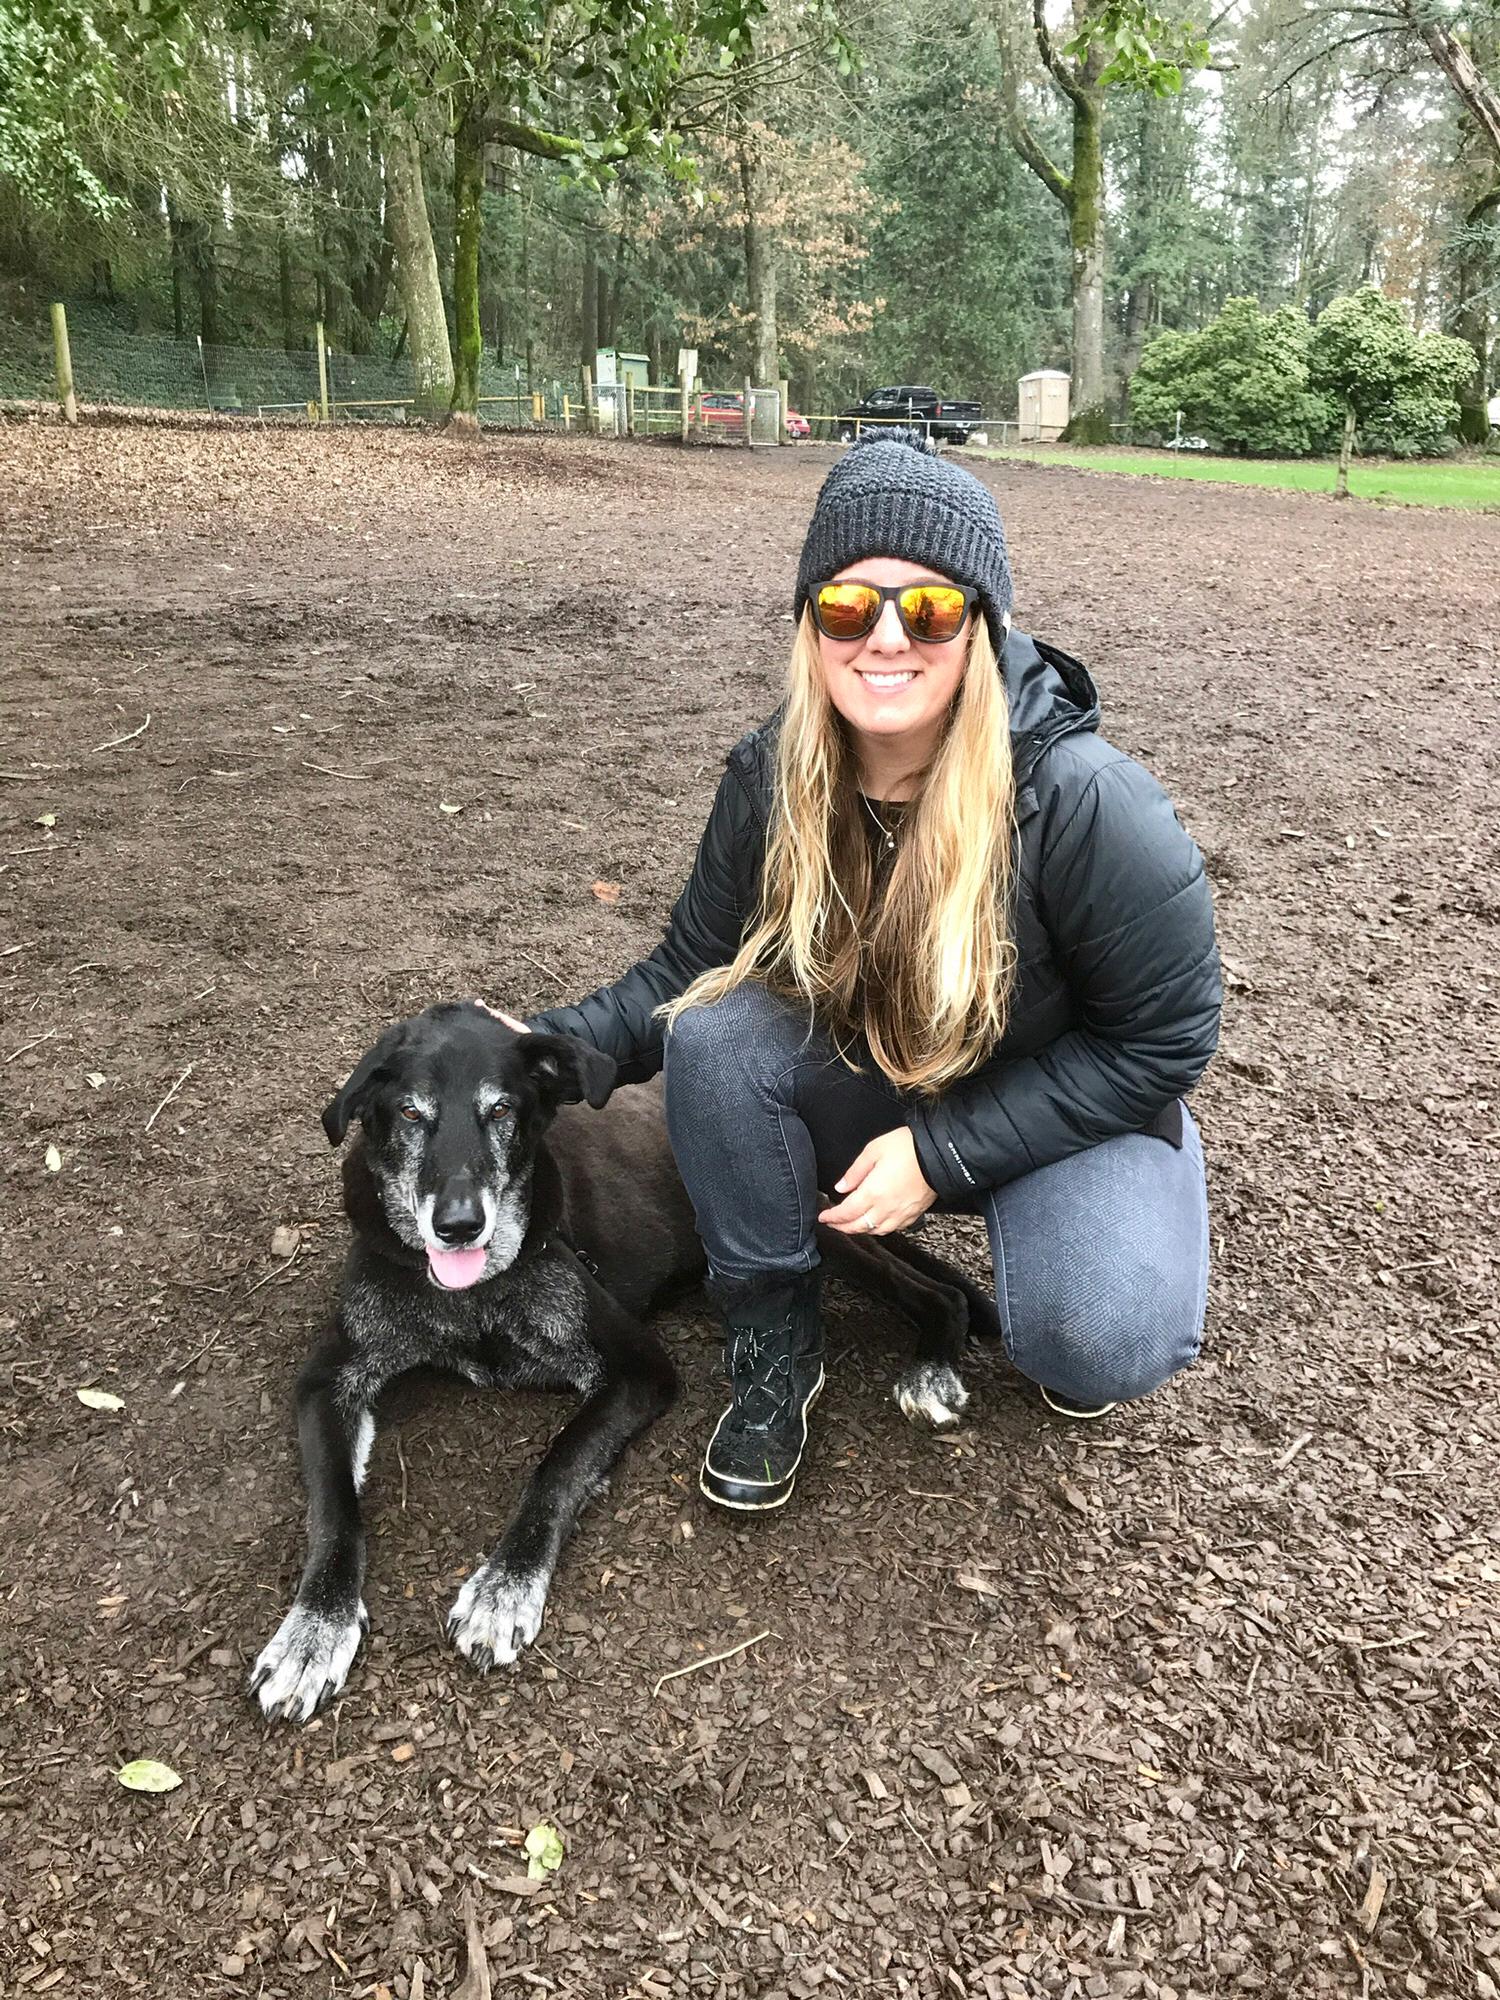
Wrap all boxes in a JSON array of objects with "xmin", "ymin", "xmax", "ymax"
[
  {"xmin": 1350, "ymin": 1631, "xmax": 1427, "ymax": 1653},
  {"xmin": 517, "ymin": 948, "xmax": 568, "ymax": 993},
  {"xmin": 91, "ymin": 713, "xmax": 151, "ymax": 754},
  {"xmin": 5, "ymin": 1026, "xmax": 57, "ymax": 1064},
  {"xmin": 144, "ymin": 1062, "xmax": 194, "ymax": 1132},
  {"xmin": 396, "ymin": 1434, "xmax": 409, "ymax": 1512},
  {"xmin": 899, "ymin": 1803, "xmax": 939, "ymax": 1863},
  {"xmin": 651, "ymin": 1629, "xmax": 772, "ymax": 1699},
  {"xmin": 244, "ymin": 1241, "xmax": 302, "ymax": 1295},
  {"xmin": 1, "ymin": 941, "xmax": 37, "ymax": 957},
  {"xmin": 302, "ymin": 760, "xmax": 371, "ymax": 781},
  {"xmin": 1273, "ymin": 1430, "xmax": 1314, "ymax": 1471}
]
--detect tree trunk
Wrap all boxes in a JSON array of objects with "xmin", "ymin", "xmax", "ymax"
[
  {"xmin": 386, "ymin": 121, "xmax": 454, "ymax": 423},
  {"xmin": 581, "ymin": 253, "xmax": 599, "ymax": 375},
  {"xmin": 1410, "ymin": 5, "xmax": 1500, "ymax": 168},
  {"xmin": 191, "ymin": 220, "xmax": 221, "ymax": 353},
  {"xmin": 1334, "ymin": 399, "xmax": 1356, "ymax": 499},
  {"xmin": 737, "ymin": 118, "xmax": 779, "ymax": 384},
  {"xmin": 1063, "ymin": 94, "xmax": 1110, "ymax": 442},
  {"xmin": 1454, "ymin": 184, "xmax": 1499, "ymax": 444},
  {"xmin": 278, "ymin": 226, "xmax": 296, "ymax": 350},
  {"xmin": 168, "ymin": 202, "xmax": 186, "ymax": 339},
  {"xmin": 450, "ymin": 103, "xmax": 485, "ymax": 426}
]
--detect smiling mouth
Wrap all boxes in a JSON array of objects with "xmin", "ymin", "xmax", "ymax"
[{"xmin": 856, "ymin": 669, "xmax": 917, "ymax": 691}]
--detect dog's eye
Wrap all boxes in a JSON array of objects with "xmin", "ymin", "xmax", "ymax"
[
  {"xmin": 399, "ymin": 1104, "xmax": 424, "ymax": 1123},
  {"xmin": 487, "ymin": 1102, "xmax": 512, "ymax": 1123}
]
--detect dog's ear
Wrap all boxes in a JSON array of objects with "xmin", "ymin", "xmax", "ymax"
[
  {"xmin": 321, "ymin": 1024, "xmax": 409, "ymax": 1145},
  {"xmin": 518, "ymin": 1032, "xmax": 617, "ymax": 1111}
]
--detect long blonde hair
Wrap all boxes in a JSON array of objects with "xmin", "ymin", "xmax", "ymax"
[{"xmin": 661, "ymin": 609, "xmax": 1018, "ymax": 1095}]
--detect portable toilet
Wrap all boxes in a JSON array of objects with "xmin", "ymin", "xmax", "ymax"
[{"xmin": 1018, "ymin": 370, "xmax": 1070, "ymax": 442}]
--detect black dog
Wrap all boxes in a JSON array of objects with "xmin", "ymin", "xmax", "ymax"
[{"xmin": 250, "ymin": 1002, "xmax": 993, "ymax": 1722}]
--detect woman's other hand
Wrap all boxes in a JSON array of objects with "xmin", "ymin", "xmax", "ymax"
[
  {"xmin": 474, "ymin": 999, "xmax": 530, "ymax": 1033},
  {"xmin": 818, "ymin": 1127, "xmax": 937, "ymax": 1236}
]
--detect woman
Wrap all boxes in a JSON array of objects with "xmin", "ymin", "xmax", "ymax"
[{"xmin": 521, "ymin": 432, "xmax": 1219, "ymax": 1513}]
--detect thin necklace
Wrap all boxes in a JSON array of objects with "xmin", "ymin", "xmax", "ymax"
[{"xmin": 860, "ymin": 789, "xmax": 897, "ymax": 854}]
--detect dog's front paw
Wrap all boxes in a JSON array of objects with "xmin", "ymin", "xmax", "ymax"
[
  {"xmin": 249, "ymin": 1600, "xmax": 368, "ymax": 1723},
  {"xmin": 447, "ymin": 1559, "xmax": 550, "ymax": 1673},
  {"xmin": 896, "ymin": 1359, "xmax": 970, "ymax": 1430}
]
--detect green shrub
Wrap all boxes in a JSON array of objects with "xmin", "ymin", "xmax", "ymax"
[
  {"xmin": 1130, "ymin": 297, "xmax": 1338, "ymax": 456},
  {"xmin": 1308, "ymin": 288, "xmax": 1476, "ymax": 460}
]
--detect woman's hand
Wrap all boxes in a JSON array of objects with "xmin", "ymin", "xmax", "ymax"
[
  {"xmin": 818, "ymin": 1127, "xmax": 937, "ymax": 1236},
  {"xmin": 474, "ymin": 999, "xmax": 530, "ymax": 1033}
]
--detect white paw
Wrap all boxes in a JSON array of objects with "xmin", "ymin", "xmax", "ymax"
[
  {"xmin": 249, "ymin": 1601, "xmax": 367, "ymax": 1723},
  {"xmin": 896, "ymin": 1360, "xmax": 970, "ymax": 1430},
  {"xmin": 447, "ymin": 1559, "xmax": 550, "ymax": 1672}
]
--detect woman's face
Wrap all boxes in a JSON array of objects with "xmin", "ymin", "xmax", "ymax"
[{"xmin": 815, "ymin": 557, "xmax": 973, "ymax": 766}]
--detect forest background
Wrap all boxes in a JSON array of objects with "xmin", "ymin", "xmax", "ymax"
[{"xmin": 2, "ymin": 0, "xmax": 1497, "ymax": 446}]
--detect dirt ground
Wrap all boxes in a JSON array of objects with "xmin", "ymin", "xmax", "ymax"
[{"xmin": 1, "ymin": 422, "xmax": 1497, "ymax": 2000}]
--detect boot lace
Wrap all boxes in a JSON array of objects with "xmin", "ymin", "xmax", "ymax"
[{"xmin": 727, "ymin": 1319, "xmax": 794, "ymax": 1431}]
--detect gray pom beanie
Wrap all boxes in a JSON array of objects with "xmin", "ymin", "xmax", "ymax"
[{"xmin": 794, "ymin": 430, "xmax": 1014, "ymax": 648}]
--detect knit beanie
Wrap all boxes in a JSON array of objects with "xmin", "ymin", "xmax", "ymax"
[{"xmin": 794, "ymin": 430, "xmax": 1014, "ymax": 648}]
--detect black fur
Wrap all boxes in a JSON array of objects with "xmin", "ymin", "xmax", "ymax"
[{"xmin": 250, "ymin": 1001, "xmax": 990, "ymax": 1722}]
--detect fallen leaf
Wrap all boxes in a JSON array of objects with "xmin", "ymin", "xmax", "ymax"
[
  {"xmin": 85, "ymin": 1072, "xmax": 106, "ymax": 1089},
  {"xmin": 45, "ymin": 1144, "xmax": 62, "ymax": 1172},
  {"xmin": 955, "ymin": 1570, "xmax": 1000, "ymax": 1597},
  {"xmin": 36, "ymin": 812, "xmax": 56, "ymax": 828},
  {"xmin": 590, "ymin": 880, "xmax": 622, "ymax": 904},
  {"xmin": 439, "ymin": 801, "xmax": 463, "ymax": 814},
  {"xmin": 77, "ymin": 1387, "xmax": 125, "ymax": 1411},
  {"xmin": 524, "ymin": 1822, "xmax": 564, "ymax": 1879},
  {"xmin": 117, "ymin": 1759, "xmax": 182, "ymax": 1793}
]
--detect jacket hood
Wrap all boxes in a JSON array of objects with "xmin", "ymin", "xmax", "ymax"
[
  {"xmin": 1001, "ymin": 627, "xmax": 1100, "ymax": 785},
  {"xmin": 728, "ymin": 625, "xmax": 1099, "ymax": 801}
]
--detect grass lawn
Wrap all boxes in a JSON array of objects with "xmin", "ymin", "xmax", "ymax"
[{"xmin": 965, "ymin": 442, "xmax": 1500, "ymax": 510}]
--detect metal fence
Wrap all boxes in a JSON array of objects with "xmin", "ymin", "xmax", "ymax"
[{"xmin": 7, "ymin": 308, "xmax": 1130, "ymax": 447}]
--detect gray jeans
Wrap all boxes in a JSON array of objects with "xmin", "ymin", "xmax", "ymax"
[{"xmin": 663, "ymin": 981, "xmax": 1209, "ymax": 1408}]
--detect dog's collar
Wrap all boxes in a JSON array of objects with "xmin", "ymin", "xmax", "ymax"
[{"xmin": 536, "ymin": 1236, "xmax": 601, "ymax": 1282}]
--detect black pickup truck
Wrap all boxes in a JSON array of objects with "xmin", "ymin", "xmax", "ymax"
[{"xmin": 835, "ymin": 384, "xmax": 984, "ymax": 445}]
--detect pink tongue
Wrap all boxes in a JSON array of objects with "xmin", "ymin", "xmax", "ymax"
[{"xmin": 427, "ymin": 1244, "xmax": 488, "ymax": 1290}]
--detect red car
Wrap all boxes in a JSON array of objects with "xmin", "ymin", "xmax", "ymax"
[{"xmin": 694, "ymin": 391, "xmax": 809, "ymax": 439}]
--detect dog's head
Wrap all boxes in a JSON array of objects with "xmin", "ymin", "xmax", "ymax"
[{"xmin": 322, "ymin": 1002, "xmax": 616, "ymax": 1291}]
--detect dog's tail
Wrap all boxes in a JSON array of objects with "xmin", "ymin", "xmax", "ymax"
[{"xmin": 879, "ymin": 1232, "xmax": 1003, "ymax": 1343}]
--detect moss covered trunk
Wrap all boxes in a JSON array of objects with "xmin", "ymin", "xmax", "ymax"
[
  {"xmin": 1063, "ymin": 91, "xmax": 1110, "ymax": 444},
  {"xmin": 450, "ymin": 105, "xmax": 485, "ymax": 427},
  {"xmin": 386, "ymin": 121, "xmax": 454, "ymax": 423}
]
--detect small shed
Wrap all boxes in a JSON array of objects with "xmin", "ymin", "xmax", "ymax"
[{"xmin": 1018, "ymin": 370, "xmax": 1070, "ymax": 442}]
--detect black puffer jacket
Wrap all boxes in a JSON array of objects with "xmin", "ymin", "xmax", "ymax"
[{"xmin": 530, "ymin": 629, "xmax": 1221, "ymax": 1202}]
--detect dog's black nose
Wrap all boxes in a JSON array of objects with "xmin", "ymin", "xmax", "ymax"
[{"xmin": 431, "ymin": 1193, "xmax": 485, "ymax": 1245}]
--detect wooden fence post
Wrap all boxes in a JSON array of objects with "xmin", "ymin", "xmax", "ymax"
[
  {"xmin": 315, "ymin": 321, "xmax": 330, "ymax": 423},
  {"xmin": 582, "ymin": 366, "xmax": 594, "ymax": 434},
  {"xmin": 626, "ymin": 380, "xmax": 637, "ymax": 437},
  {"xmin": 680, "ymin": 381, "xmax": 690, "ymax": 443},
  {"xmin": 563, "ymin": 396, "xmax": 572, "ymax": 432},
  {"xmin": 51, "ymin": 304, "xmax": 78, "ymax": 426},
  {"xmin": 778, "ymin": 377, "xmax": 790, "ymax": 446},
  {"xmin": 743, "ymin": 375, "xmax": 754, "ymax": 449}
]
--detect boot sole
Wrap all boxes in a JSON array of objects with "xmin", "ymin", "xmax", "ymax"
[{"xmin": 699, "ymin": 1370, "xmax": 825, "ymax": 1513}]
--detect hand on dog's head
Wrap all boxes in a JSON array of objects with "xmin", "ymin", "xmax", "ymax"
[{"xmin": 321, "ymin": 1001, "xmax": 617, "ymax": 1147}]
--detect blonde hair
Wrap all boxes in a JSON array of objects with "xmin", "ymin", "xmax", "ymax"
[{"xmin": 661, "ymin": 610, "xmax": 1017, "ymax": 1095}]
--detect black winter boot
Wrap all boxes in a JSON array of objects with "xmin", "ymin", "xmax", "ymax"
[{"xmin": 700, "ymin": 1273, "xmax": 825, "ymax": 1513}]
